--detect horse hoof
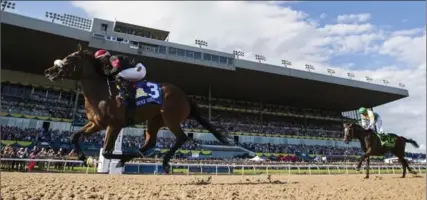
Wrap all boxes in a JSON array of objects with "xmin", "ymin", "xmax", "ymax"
[
  {"xmin": 163, "ymin": 164, "xmax": 170, "ymax": 174},
  {"xmin": 116, "ymin": 161, "xmax": 125, "ymax": 168},
  {"xmin": 140, "ymin": 148, "xmax": 155, "ymax": 157},
  {"xmin": 80, "ymin": 159, "xmax": 88, "ymax": 167},
  {"xmin": 364, "ymin": 176, "xmax": 369, "ymax": 179}
]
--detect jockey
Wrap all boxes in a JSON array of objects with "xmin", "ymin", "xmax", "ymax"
[
  {"xmin": 94, "ymin": 49, "xmax": 147, "ymax": 125},
  {"xmin": 358, "ymin": 107, "xmax": 384, "ymax": 134}
]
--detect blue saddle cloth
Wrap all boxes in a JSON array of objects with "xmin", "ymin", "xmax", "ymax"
[{"xmin": 121, "ymin": 81, "xmax": 163, "ymax": 107}]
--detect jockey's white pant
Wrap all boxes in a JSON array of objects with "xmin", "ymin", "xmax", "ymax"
[
  {"xmin": 118, "ymin": 63, "xmax": 146, "ymax": 82},
  {"xmin": 376, "ymin": 116, "xmax": 384, "ymax": 133},
  {"xmin": 369, "ymin": 116, "xmax": 383, "ymax": 133}
]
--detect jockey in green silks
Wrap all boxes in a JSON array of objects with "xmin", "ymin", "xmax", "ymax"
[{"xmin": 358, "ymin": 107, "xmax": 384, "ymax": 134}]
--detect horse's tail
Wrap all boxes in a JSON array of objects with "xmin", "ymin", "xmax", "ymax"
[
  {"xmin": 401, "ymin": 137, "xmax": 420, "ymax": 149},
  {"xmin": 188, "ymin": 98, "xmax": 233, "ymax": 146}
]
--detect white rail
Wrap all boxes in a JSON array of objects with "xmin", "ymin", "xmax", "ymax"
[
  {"xmin": 2, "ymin": 158, "xmax": 425, "ymax": 175},
  {"xmin": 125, "ymin": 162, "xmax": 427, "ymax": 175}
]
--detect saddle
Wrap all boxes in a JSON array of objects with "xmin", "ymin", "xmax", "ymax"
[{"xmin": 365, "ymin": 129, "xmax": 395, "ymax": 148}]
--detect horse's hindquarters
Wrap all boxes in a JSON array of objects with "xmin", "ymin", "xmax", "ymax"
[{"xmin": 134, "ymin": 104, "xmax": 162, "ymax": 122}]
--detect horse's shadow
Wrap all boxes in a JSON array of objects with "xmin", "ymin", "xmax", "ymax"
[
  {"xmin": 167, "ymin": 176, "xmax": 299, "ymax": 186},
  {"xmin": 171, "ymin": 181, "xmax": 299, "ymax": 186},
  {"xmin": 390, "ymin": 175, "xmax": 424, "ymax": 179},
  {"xmin": 214, "ymin": 180, "xmax": 299, "ymax": 186}
]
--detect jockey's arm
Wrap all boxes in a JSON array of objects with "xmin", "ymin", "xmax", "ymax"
[
  {"xmin": 109, "ymin": 55, "xmax": 131, "ymax": 77},
  {"xmin": 360, "ymin": 114, "xmax": 368, "ymax": 127},
  {"xmin": 366, "ymin": 110, "xmax": 376, "ymax": 129}
]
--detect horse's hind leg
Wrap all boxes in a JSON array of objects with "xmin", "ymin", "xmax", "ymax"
[
  {"xmin": 403, "ymin": 159, "xmax": 417, "ymax": 175},
  {"xmin": 397, "ymin": 155, "xmax": 407, "ymax": 178},
  {"xmin": 101, "ymin": 125, "xmax": 123, "ymax": 159},
  {"xmin": 161, "ymin": 123, "xmax": 188, "ymax": 174},
  {"xmin": 138, "ymin": 114, "xmax": 163, "ymax": 157},
  {"xmin": 117, "ymin": 115, "xmax": 163, "ymax": 166}
]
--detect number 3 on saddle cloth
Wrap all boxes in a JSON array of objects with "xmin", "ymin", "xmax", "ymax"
[{"xmin": 117, "ymin": 80, "xmax": 163, "ymax": 107}]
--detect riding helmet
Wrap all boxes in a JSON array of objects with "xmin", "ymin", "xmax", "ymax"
[
  {"xmin": 94, "ymin": 49, "xmax": 111, "ymax": 59},
  {"xmin": 358, "ymin": 107, "xmax": 367, "ymax": 114}
]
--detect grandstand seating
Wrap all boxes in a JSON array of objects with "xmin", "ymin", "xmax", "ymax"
[
  {"xmin": 1, "ymin": 82, "xmax": 346, "ymax": 139},
  {"xmin": 1, "ymin": 82, "xmax": 425, "ymax": 161}
]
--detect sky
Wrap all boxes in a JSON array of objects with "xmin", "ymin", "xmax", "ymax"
[{"xmin": 8, "ymin": 1, "xmax": 426, "ymax": 153}]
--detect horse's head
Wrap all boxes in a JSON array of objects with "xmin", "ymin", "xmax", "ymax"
[
  {"xmin": 343, "ymin": 123, "xmax": 365, "ymax": 144},
  {"xmin": 44, "ymin": 44, "xmax": 102, "ymax": 82}
]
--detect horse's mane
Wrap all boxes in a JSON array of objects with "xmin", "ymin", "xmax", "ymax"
[
  {"xmin": 350, "ymin": 123, "xmax": 364, "ymax": 129},
  {"xmin": 79, "ymin": 49, "xmax": 106, "ymax": 77}
]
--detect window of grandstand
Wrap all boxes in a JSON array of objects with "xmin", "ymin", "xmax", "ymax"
[
  {"xmin": 92, "ymin": 33, "xmax": 105, "ymax": 40},
  {"xmin": 228, "ymin": 58, "xmax": 234, "ymax": 65},
  {"xmin": 129, "ymin": 41, "xmax": 139, "ymax": 49},
  {"xmin": 186, "ymin": 50, "xmax": 194, "ymax": 58},
  {"xmin": 211, "ymin": 55, "xmax": 219, "ymax": 63},
  {"xmin": 168, "ymin": 47, "xmax": 177, "ymax": 55},
  {"xmin": 203, "ymin": 53, "xmax": 211, "ymax": 61},
  {"xmin": 219, "ymin": 56, "xmax": 227, "ymax": 64},
  {"xmin": 113, "ymin": 21, "xmax": 169, "ymax": 41},
  {"xmin": 101, "ymin": 23, "xmax": 108, "ymax": 32},
  {"xmin": 194, "ymin": 52, "xmax": 202, "ymax": 60},
  {"xmin": 158, "ymin": 46, "xmax": 166, "ymax": 54},
  {"xmin": 177, "ymin": 48, "xmax": 185, "ymax": 57}
]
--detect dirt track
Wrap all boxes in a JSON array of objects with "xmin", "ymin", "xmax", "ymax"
[{"xmin": 1, "ymin": 172, "xmax": 425, "ymax": 200}]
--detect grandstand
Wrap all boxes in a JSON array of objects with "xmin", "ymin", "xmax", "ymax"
[{"xmin": 1, "ymin": 10, "xmax": 424, "ymax": 164}]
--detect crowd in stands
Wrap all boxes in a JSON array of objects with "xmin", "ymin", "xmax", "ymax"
[
  {"xmin": 1, "ymin": 83, "xmax": 346, "ymax": 140},
  {"xmin": 1, "ymin": 125, "xmax": 361, "ymax": 156},
  {"xmin": 1, "ymin": 83, "xmax": 426, "ymax": 162},
  {"xmin": 0, "ymin": 145, "xmax": 77, "ymax": 171},
  {"xmin": 2, "ymin": 125, "xmax": 426, "ymax": 160}
]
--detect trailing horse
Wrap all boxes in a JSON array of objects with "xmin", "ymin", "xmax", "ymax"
[
  {"xmin": 43, "ymin": 44, "xmax": 247, "ymax": 173},
  {"xmin": 343, "ymin": 123, "xmax": 419, "ymax": 178}
]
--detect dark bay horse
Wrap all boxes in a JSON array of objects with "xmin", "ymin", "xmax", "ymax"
[
  {"xmin": 43, "ymin": 45, "xmax": 238, "ymax": 173},
  {"xmin": 343, "ymin": 123, "xmax": 419, "ymax": 178}
]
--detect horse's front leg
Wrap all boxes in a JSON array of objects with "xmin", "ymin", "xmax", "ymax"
[
  {"xmin": 365, "ymin": 156, "xmax": 370, "ymax": 179},
  {"xmin": 356, "ymin": 154, "xmax": 367, "ymax": 171},
  {"xmin": 70, "ymin": 121, "xmax": 102, "ymax": 164}
]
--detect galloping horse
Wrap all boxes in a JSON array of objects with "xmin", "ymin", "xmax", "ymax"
[
  {"xmin": 343, "ymin": 123, "xmax": 419, "ymax": 178},
  {"xmin": 44, "ymin": 45, "xmax": 236, "ymax": 173}
]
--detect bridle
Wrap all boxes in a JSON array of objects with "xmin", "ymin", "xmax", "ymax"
[
  {"xmin": 50, "ymin": 52, "xmax": 83, "ymax": 81},
  {"xmin": 50, "ymin": 50, "xmax": 115, "ymax": 99}
]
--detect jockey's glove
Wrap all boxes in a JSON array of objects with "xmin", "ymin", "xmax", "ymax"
[{"xmin": 111, "ymin": 67, "xmax": 120, "ymax": 76}]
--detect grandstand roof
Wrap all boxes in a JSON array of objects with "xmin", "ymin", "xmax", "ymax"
[{"xmin": 1, "ymin": 12, "xmax": 409, "ymax": 111}]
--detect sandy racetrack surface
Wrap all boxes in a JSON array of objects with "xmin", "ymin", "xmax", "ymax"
[{"xmin": 1, "ymin": 172, "xmax": 425, "ymax": 200}]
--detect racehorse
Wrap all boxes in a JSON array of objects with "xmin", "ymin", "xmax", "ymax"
[
  {"xmin": 43, "ymin": 44, "xmax": 237, "ymax": 173},
  {"xmin": 343, "ymin": 123, "xmax": 419, "ymax": 178}
]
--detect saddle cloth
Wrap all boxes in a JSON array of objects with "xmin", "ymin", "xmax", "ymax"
[
  {"xmin": 376, "ymin": 133, "xmax": 396, "ymax": 148},
  {"xmin": 119, "ymin": 80, "xmax": 163, "ymax": 107}
]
